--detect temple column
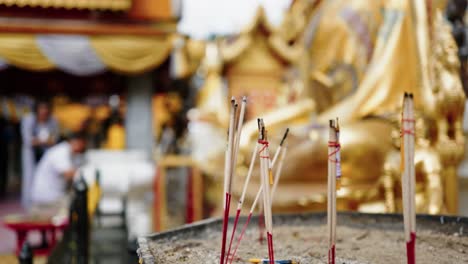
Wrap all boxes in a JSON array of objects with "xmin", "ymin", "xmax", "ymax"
[{"xmin": 125, "ymin": 72, "xmax": 154, "ymax": 158}]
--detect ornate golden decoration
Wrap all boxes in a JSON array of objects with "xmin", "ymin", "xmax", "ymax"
[{"xmin": 188, "ymin": 0, "xmax": 465, "ymax": 215}]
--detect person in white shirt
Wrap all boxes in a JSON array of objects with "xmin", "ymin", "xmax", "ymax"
[
  {"xmin": 21, "ymin": 100, "xmax": 59, "ymax": 208},
  {"xmin": 31, "ymin": 133, "xmax": 86, "ymax": 209}
]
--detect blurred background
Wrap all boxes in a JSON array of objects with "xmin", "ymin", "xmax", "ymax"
[{"xmin": 0, "ymin": 0, "xmax": 466, "ymax": 263}]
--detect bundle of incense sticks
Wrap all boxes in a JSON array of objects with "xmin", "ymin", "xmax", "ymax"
[
  {"xmin": 327, "ymin": 119, "xmax": 340, "ymax": 264},
  {"xmin": 226, "ymin": 119, "xmax": 261, "ymax": 263},
  {"xmin": 220, "ymin": 96, "xmax": 247, "ymax": 264},
  {"xmin": 401, "ymin": 93, "xmax": 416, "ymax": 264},
  {"xmin": 229, "ymin": 128, "xmax": 289, "ymax": 264},
  {"xmin": 224, "ymin": 96, "xmax": 247, "ymax": 263}
]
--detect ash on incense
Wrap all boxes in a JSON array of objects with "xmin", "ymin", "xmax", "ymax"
[{"xmin": 137, "ymin": 213, "xmax": 468, "ymax": 264}]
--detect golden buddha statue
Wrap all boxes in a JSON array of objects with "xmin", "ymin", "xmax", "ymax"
[{"xmin": 189, "ymin": 0, "xmax": 465, "ymax": 215}]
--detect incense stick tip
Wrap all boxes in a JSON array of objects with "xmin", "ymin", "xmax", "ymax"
[
  {"xmin": 242, "ymin": 96, "xmax": 247, "ymax": 102},
  {"xmin": 280, "ymin": 128, "xmax": 290, "ymax": 146},
  {"xmin": 232, "ymin": 96, "xmax": 238, "ymax": 103}
]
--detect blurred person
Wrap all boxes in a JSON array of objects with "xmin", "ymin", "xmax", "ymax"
[
  {"xmin": 80, "ymin": 107, "xmax": 104, "ymax": 149},
  {"xmin": 103, "ymin": 110, "xmax": 125, "ymax": 150},
  {"xmin": 21, "ymin": 100, "xmax": 59, "ymax": 208},
  {"xmin": 30, "ymin": 132, "xmax": 86, "ymax": 213}
]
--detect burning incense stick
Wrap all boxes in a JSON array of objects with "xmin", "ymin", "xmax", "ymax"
[
  {"xmin": 259, "ymin": 120, "xmax": 275, "ymax": 264},
  {"xmin": 220, "ymin": 98, "xmax": 238, "ymax": 264},
  {"xmin": 225, "ymin": 97, "xmax": 247, "ymax": 263},
  {"xmin": 270, "ymin": 127, "xmax": 288, "ymax": 170},
  {"xmin": 233, "ymin": 96, "xmax": 247, "ymax": 161},
  {"xmin": 271, "ymin": 128, "xmax": 289, "ymax": 200},
  {"xmin": 327, "ymin": 120, "xmax": 338, "ymax": 264},
  {"xmin": 271, "ymin": 128, "xmax": 289, "ymax": 168},
  {"xmin": 408, "ymin": 94, "xmax": 416, "ymax": 240},
  {"xmin": 401, "ymin": 93, "xmax": 416, "ymax": 264}
]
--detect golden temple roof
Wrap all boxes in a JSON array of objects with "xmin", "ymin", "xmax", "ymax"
[{"xmin": 0, "ymin": 0, "xmax": 131, "ymax": 11}]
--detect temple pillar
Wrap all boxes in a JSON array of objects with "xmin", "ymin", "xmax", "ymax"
[{"xmin": 125, "ymin": 73, "xmax": 154, "ymax": 158}]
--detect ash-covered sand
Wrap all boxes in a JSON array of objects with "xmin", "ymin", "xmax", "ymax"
[{"xmin": 146, "ymin": 223, "xmax": 468, "ymax": 264}]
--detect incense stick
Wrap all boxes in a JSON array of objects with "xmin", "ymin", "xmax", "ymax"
[
  {"xmin": 236, "ymin": 142, "xmax": 259, "ymax": 211},
  {"xmin": 327, "ymin": 120, "xmax": 338, "ymax": 264},
  {"xmin": 271, "ymin": 128, "xmax": 289, "ymax": 201},
  {"xmin": 220, "ymin": 98, "xmax": 237, "ymax": 264},
  {"xmin": 231, "ymin": 96, "xmax": 247, "ymax": 181},
  {"xmin": 332, "ymin": 120, "xmax": 339, "ymax": 264},
  {"xmin": 335, "ymin": 119, "xmax": 341, "ymax": 190},
  {"xmin": 258, "ymin": 120, "xmax": 275, "ymax": 264},
  {"xmin": 401, "ymin": 93, "xmax": 416, "ymax": 264},
  {"xmin": 271, "ymin": 128, "xmax": 289, "ymax": 168},
  {"xmin": 270, "ymin": 127, "xmax": 288, "ymax": 169},
  {"xmin": 225, "ymin": 97, "xmax": 247, "ymax": 263},
  {"xmin": 408, "ymin": 94, "xmax": 416, "ymax": 238}
]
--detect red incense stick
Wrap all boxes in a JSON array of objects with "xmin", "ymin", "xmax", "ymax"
[
  {"xmin": 328, "ymin": 244, "xmax": 335, "ymax": 264},
  {"xmin": 220, "ymin": 192, "xmax": 231, "ymax": 264},
  {"xmin": 406, "ymin": 232, "xmax": 416, "ymax": 264},
  {"xmin": 230, "ymin": 183, "xmax": 263, "ymax": 264},
  {"xmin": 225, "ymin": 208, "xmax": 241, "ymax": 263},
  {"xmin": 228, "ymin": 212, "xmax": 252, "ymax": 264},
  {"xmin": 267, "ymin": 232, "xmax": 274, "ymax": 264}
]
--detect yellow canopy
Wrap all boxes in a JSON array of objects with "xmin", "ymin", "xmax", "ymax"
[
  {"xmin": 91, "ymin": 35, "xmax": 172, "ymax": 75},
  {"xmin": 0, "ymin": 0, "xmax": 131, "ymax": 11},
  {"xmin": 0, "ymin": 34, "xmax": 172, "ymax": 75},
  {"xmin": 0, "ymin": 34, "xmax": 55, "ymax": 71}
]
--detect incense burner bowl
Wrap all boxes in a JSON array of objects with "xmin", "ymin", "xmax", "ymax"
[{"xmin": 137, "ymin": 212, "xmax": 468, "ymax": 264}]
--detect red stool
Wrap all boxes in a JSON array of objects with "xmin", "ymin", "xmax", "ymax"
[{"xmin": 3, "ymin": 216, "xmax": 68, "ymax": 256}]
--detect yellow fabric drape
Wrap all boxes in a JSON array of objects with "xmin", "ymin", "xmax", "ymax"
[
  {"xmin": 0, "ymin": 34, "xmax": 54, "ymax": 71},
  {"xmin": 90, "ymin": 35, "xmax": 172, "ymax": 75},
  {"xmin": 0, "ymin": 34, "xmax": 172, "ymax": 74}
]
